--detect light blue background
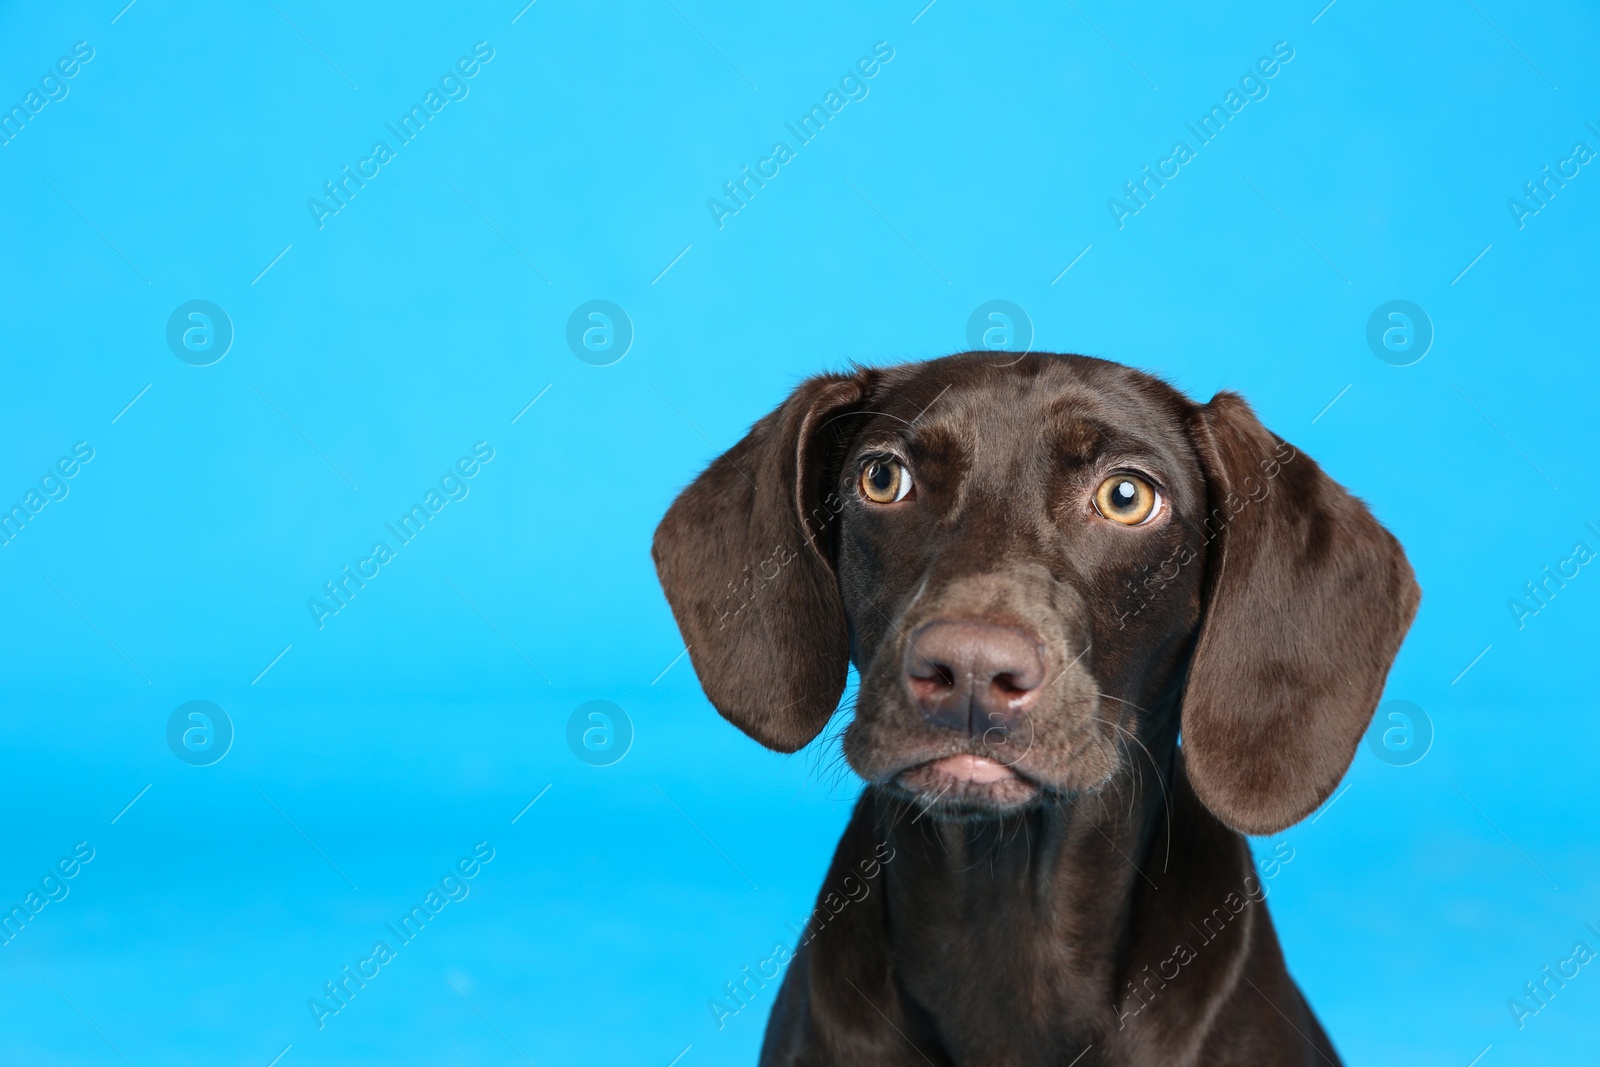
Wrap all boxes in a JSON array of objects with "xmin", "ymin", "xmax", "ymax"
[{"xmin": 2, "ymin": 1, "xmax": 1597, "ymax": 1064}]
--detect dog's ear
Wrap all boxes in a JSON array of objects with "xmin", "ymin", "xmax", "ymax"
[
  {"xmin": 652, "ymin": 371, "xmax": 873, "ymax": 752},
  {"xmin": 1181, "ymin": 392, "xmax": 1419, "ymax": 835}
]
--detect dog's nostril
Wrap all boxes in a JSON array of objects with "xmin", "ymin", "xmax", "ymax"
[
  {"xmin": 992, "ymin": 672, "xmax": 1033, "ymax": 697},
  {"xmin": 907, "ymin": 653, "xmax": 957, "ymax": 688}
]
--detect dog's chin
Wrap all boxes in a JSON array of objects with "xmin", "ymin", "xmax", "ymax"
[{"xmin": 892, "ymin": 754, "xmax": 1042, "ymax": 816}]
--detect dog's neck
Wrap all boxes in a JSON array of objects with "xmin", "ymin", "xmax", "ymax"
[{"xmin": 869, "ymin": 715, "xmax": 1194, "ymax": 1055}]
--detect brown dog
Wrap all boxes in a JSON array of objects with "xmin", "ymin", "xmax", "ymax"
[{"xmin": 653, "ymin": 352, "xmax": 1418, "ymax": 1065}]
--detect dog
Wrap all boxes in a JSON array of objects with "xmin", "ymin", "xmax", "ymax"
[{"xmin": 653, "ymin": 352, "xmax": 1419, "ymax": 1065}]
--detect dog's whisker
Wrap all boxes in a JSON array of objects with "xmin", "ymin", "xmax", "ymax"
[
  {"xmin": 1060, "ymin": 790, "xmax": 1161, "ymax": 892},
  {"xmin": 1091, "ymin": 703, "xmax": 1175, "ymax": 878},
  {"xmin": 1042, "ymin": 640, "xmax": 1093, "ymax": 693},
  {"xmin": 911, "ymin": 782, "xmax": 953, "ymax": 824}
]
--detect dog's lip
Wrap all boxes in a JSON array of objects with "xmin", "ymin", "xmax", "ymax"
[
  {"xmin": 917, "ymin": 754, "xmax": 1016, "ymax": 784},
  {"xmin": 892, "ymin": 754, "xmax": 1042, "ymax": 809}
]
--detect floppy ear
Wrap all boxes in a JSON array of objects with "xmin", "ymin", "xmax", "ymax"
[
  {"xmin": 652, "ymin": 371, "xmax": 872, "ymax": 752},
  {"xmin": 1181, "ymin": 392, "xmax": 1420, "ymax": 835}
]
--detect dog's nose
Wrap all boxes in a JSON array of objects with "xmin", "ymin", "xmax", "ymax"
[{"xmin": 904, "ymin": 619, "xmax": 1046, "ymax": 737}]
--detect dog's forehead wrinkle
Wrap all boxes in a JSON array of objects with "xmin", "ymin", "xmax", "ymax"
[
  {"xmin": 897, "ymin": 370, "xmax": 1186, "ymax": 488},
  {"xmin": 909, "ymin": 396, "xmax": 1057, "ymax": 533},
  {"xmin": 1046, "ymin": 406, "xmax": 1189, "ymax": 469}
]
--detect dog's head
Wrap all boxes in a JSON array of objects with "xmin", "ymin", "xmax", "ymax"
[{"xmin": 653, "ymin": 354, "xmax": 1418, "ymax": 835}]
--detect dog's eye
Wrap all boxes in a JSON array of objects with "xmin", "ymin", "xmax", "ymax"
[
  {"xmin": 1093, "ymin": 474, "xmax": 1159, "ymax": 525},
  {"xmin": 860, "ymin": 459, "xmax": 913, "ymax": 504}
]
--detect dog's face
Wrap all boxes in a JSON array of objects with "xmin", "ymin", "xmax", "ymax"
[
  {"xmin": 655, "ymin": 353, "xmax": 1418, "ymax": 835},
  {"xmin": 835, "ymin": 358, "xmax": 1212, "ymax": 815}
]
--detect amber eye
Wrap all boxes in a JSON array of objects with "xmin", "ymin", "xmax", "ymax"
[
  {"xmin": 859, "ymin": 458, "xmax": 912, "ymax": 504},
  {"xmin": 1093, "ymin": 474, "xmax": 1159, "ymax": 525}
]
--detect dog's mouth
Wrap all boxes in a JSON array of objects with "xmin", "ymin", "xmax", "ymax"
[{"xmin": 893, "ymin": 754, "xmax": 1042, "ymax": 812}]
